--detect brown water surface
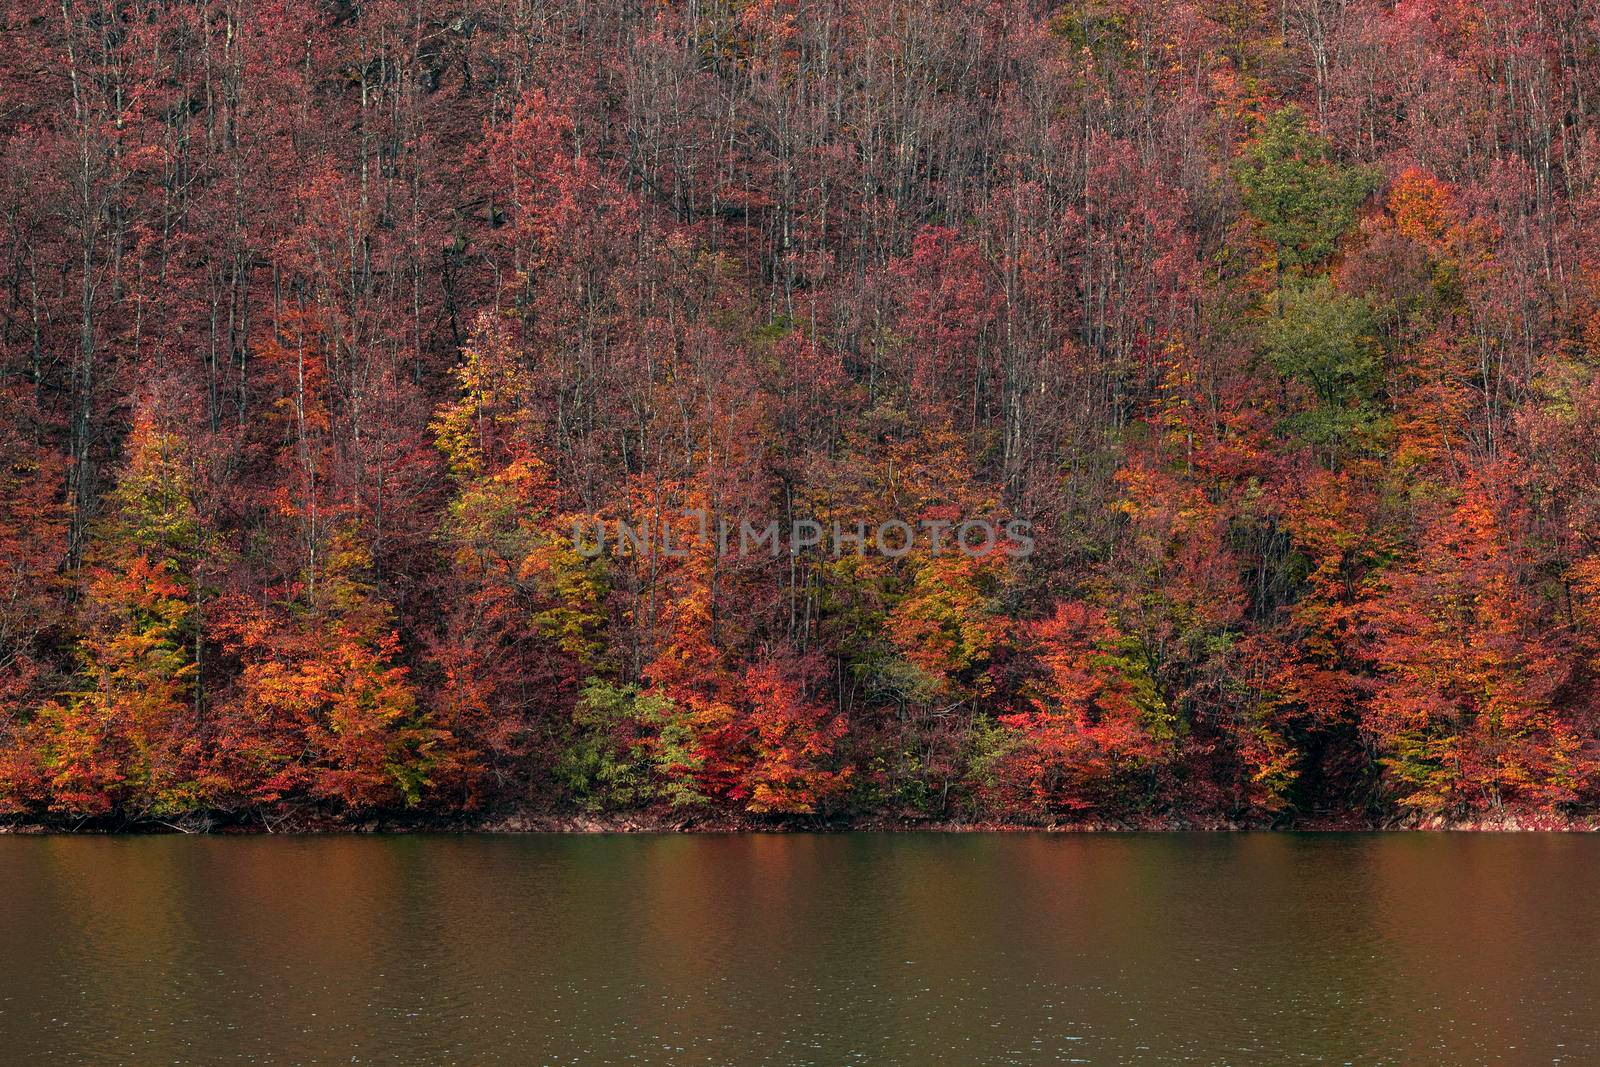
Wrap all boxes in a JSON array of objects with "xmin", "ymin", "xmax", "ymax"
[{"xmin": 1, "ymin": 832, "xmax": 1595, "ymax": 1063}]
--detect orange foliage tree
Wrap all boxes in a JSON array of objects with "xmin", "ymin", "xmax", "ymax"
[{"xmin": 976, "ymin": 602, "xmax": 1175, "ymax": 820}]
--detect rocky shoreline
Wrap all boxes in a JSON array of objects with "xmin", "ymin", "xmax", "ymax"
[{"xmin": 5, "ymin": 810, "xmax": 1598, "ymax": 834}]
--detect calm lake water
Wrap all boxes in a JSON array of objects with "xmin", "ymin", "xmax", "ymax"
[{"xmin": 2, "ymin": 833, "xmax": 1597, "ymax": 1064}]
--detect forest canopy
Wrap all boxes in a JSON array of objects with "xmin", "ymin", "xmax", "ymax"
[{"xmin": 2, "ymin": 0, "xmax": 1599, "ymax": 827}]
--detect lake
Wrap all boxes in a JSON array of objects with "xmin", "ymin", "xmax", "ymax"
[{"xmin": 1, "ymin": 833, "xmax": 1597, "ymax": 1063}]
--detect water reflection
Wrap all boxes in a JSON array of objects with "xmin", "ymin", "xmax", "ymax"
[{"xmin": 2, "ymin": 833, "xmax": 1597, "ymax": 1063}]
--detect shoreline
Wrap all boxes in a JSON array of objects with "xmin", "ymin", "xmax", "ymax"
[{"xmin": 5, "ymin": 812, "xmax": 1598, "ymax": 835}]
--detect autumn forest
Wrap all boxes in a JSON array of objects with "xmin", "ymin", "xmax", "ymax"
[{"xmin": 2, "ymin": 0, "xmax": 1599, "ymax": 829}]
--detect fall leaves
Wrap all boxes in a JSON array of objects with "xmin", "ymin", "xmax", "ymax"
[{"xmin": 2, "ymin": 0, "xmax": 1600, "ymax": 828}]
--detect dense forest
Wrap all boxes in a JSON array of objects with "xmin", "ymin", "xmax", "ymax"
[{"xmin": 2, "ymin": 0, "xmax": 1599, "ymax": 829}]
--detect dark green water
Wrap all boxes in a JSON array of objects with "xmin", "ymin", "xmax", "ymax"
[{"xmin": 2, "ymin": 834, "xmax": 1597, "ymax": 1064}]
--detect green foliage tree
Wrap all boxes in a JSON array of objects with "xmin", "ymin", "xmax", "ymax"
[
  {"xmin": 1236, "ymin": 106, "xmax": 1380, "ymax": 282},
  {"xmin": 1262, "ymin": 278, "xmax": 1385, "ymax": 458},
  {"xmin": 559, "ymin": 679, "xmax": 706, "ymax": 811}
]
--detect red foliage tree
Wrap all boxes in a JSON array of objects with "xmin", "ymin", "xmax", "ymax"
[{"xmin": 980, "ymin": 603, "xmax": 1175, "ymax": 820}]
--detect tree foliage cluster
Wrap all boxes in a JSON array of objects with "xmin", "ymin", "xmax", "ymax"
[{"xmin": 3, "ymin": 0, "xmax": 1600, "ymax": 826}]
